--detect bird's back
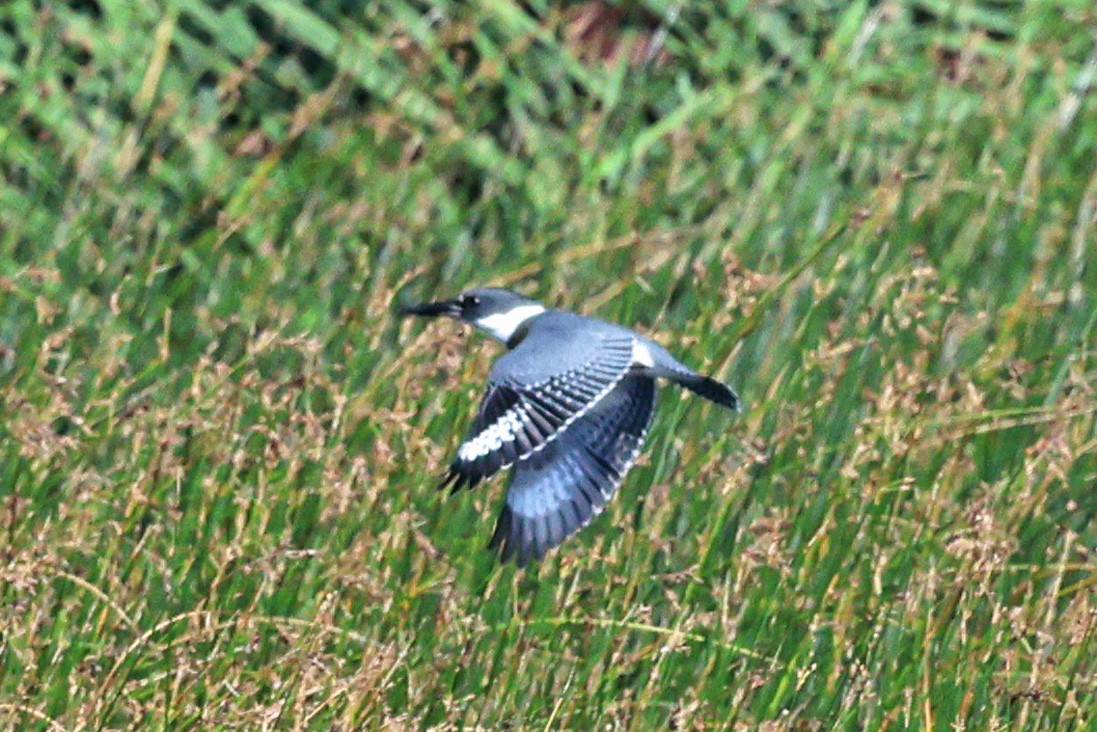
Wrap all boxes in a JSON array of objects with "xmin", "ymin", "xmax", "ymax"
[{"xmin": 489, "ymin": 310, "xmax": 637, "ymax": 385}]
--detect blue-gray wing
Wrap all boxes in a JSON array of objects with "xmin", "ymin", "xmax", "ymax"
[
  {"xmin": 442, "ymin": 330, "xmax": 636, "ymax": 492},
  {"xmin": 487, "ymin": 375, "xmax": 656, "ymax": 566}
]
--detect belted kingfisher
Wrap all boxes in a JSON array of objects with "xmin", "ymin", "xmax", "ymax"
[{"xmin": 401, "ymin": 287, "xmax": 740, "ymax": 566}]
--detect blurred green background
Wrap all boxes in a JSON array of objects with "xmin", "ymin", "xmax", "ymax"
[{"xmin": 1, "ymin": 1, "xmax": 1095, "ymax": 728}]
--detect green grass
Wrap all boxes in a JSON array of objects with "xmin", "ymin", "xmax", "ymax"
[{"xmin": 1, "ymin": 0, "xmax": 1095, "ymax": 728}]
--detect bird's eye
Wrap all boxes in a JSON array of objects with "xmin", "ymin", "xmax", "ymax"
[{"xmin": 461, "ymin": 294, "xmax": 480, "ymax": 307}]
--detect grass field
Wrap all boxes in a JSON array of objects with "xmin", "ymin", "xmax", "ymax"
[{"xmin": 2, "ymin": 1, "xmax": 1096, "ymax": 729}]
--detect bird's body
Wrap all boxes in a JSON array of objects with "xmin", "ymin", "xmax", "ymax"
[{"xmin": 401, "ymin": 287, "xmax": 740, "ymax": 566}]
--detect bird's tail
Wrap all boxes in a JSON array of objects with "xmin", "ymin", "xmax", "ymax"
[
  {"xmin": 636, "ymin": 338, "xmax": 741, "ymax": 412},
  {"xmin": 670, "ymin": 372, "xmax": 741, "ymax": 412}
]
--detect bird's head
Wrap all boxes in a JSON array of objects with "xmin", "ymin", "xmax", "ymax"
[{"xmin": 400, "ymin": 287, "xmax": 546, "ymax": 343}]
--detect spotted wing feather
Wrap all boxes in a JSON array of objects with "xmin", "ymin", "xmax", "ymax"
[
  {"xmin": 488, "ymin": 374, "xmax": 656, "ymax": 566},
  {"xmin": 443, "ymin": 334, "xmax": 635, "ymax": 492}
]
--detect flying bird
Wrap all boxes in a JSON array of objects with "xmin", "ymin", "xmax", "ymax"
[{"xmin": 401, "ymin": 287, "xmax": 740, "ymax": 566}]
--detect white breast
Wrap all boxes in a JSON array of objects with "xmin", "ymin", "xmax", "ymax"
[{"xmin": 474, "ymin": 304, "xmax": 546, "ymax": 342}]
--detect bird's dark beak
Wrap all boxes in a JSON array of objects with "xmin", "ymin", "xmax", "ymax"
[{"xmin": 399, "ymin": 299, "xmax": 462, "ymax": 318}]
